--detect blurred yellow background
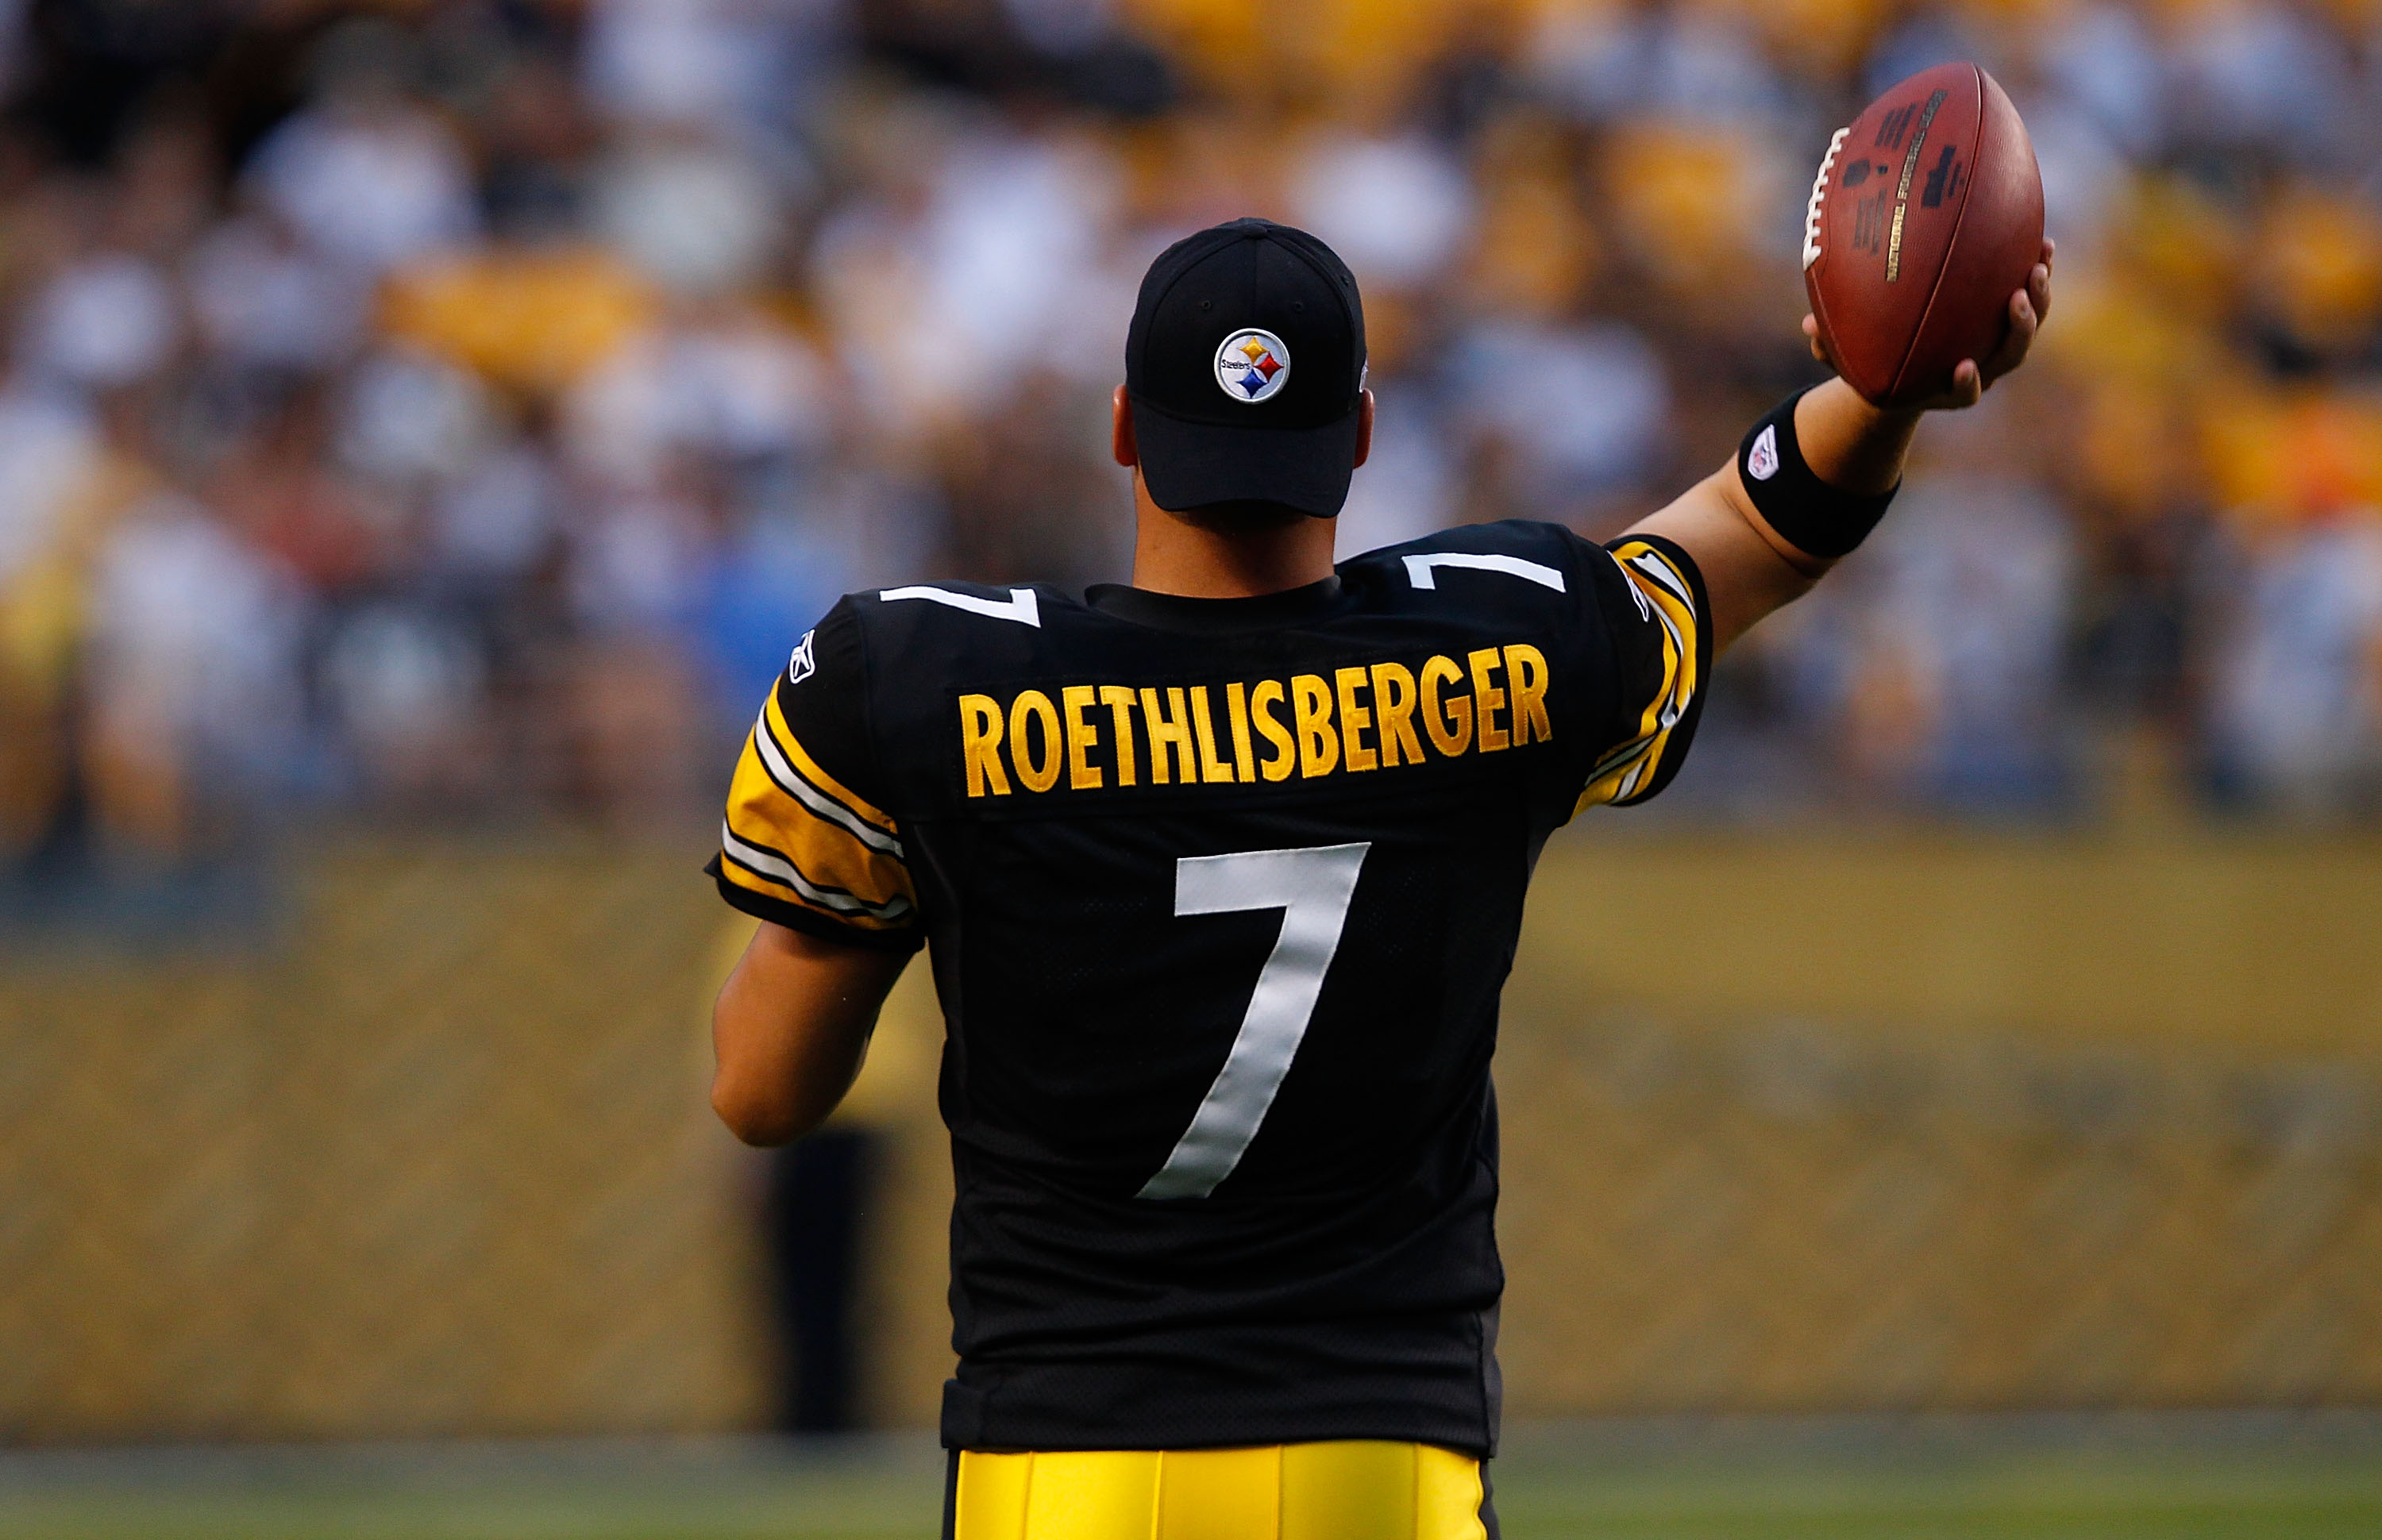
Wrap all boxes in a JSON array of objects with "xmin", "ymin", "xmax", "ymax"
[{"xmin": 9, "ymin": 827, "xmax": 2379, "ymax": 1439}]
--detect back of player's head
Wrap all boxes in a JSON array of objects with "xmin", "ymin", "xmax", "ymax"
[{"xmin": 1124, "ymin": 218, "xmax": 1368, "ymax": 521}]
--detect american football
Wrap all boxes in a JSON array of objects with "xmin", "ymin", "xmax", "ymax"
[{"xmin": 1802, "ymin": 62, "xmax": 2045, "ymax": 405}]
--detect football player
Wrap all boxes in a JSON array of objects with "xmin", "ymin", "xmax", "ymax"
[{"xmin": 707, "ymin": 218, "xmax": 2052, "ymax": 1540}]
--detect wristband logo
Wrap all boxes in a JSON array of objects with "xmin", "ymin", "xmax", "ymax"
[
  {"xmin": 1216, "ymin": 329, "xmax": 1292, "ymax": 404},
  {"xmin": 1748, "ymin": 424, "xmax": 1781, "ymax": 481}
]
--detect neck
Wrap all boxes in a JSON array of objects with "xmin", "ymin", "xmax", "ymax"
[{"xmin": 1127, "ymin": 477, "xmax": 1338, "ymax": 599}]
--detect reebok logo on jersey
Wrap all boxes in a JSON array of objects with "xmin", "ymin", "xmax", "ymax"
[
  {"xmin": 788, "ymin": 629, "xmax": 817, "ymax": 684},
  {"xmin": 955, "ymin": 645, "xmax": 1552, "ymax": 799},
  {"xmin": 1748, "ymin": 425, "xmax": 1780, "ymax": 481}
]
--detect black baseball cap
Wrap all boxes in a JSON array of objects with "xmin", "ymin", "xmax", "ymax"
[{"xmin": 1124, "ymin": 218, "xmax": 1368, "ymax": 519}]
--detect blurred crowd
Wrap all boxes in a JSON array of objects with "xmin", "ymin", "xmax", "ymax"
[{"xmin": 2, "ymin": 0, "xmax": 2381, "ymax": 872}]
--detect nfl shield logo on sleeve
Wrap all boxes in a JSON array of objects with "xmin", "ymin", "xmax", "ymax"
[
  {"xmin": 788, "ymin": 629, "xmax": 817, "ymax": 684},
  {"xmin": 1748, "ymin": 424, "xmax": 1781, "ymax": 481}
]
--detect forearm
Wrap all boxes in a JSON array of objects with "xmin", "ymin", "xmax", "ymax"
[
  {"xmin": 711, "ymin": 922, "xmax": 908, "ymax": 1145},
  {"xmin": 1632, "ymin": 381, "xmax": 1921, "ymax": 653},
  {"xmin": 1628, "ymin": 471, "xmax": 1817, "ymax": 653},
  {"xmin": 1721, "ymin": 378, "xmax": 1919, "ymax": 583},
  {"xmin": 1791, "ymin": 378, "xmax": 1921, "ymax": 498}
]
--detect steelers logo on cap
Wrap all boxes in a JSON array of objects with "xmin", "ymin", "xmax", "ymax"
[{"xmin": 1215, "ymin": 329, "xmax": 1291, "ymax": 405}]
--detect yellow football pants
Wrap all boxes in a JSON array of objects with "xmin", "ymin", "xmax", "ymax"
[{"xmin": 950, "ymin": 1441, "xmax": 1491, "ymax": 1540}]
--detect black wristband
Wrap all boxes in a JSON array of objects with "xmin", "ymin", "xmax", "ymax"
[{"xmin": 1736, "ymin": 390, "xmax": 1898, "ymax": 560}]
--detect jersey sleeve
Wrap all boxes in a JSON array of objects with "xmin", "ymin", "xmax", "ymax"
[
  {"xmin": 706, "ymin": 599, "xmax": 924, "ymax": 953},
  {"xmin": 1574, "ymin": 532, "xmax": 1713, "ymax": 811}
]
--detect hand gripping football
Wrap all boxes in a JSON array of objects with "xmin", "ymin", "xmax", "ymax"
[{"xmin": 1801, "ymin": 62, "xmax": 2044, "ymax": 406}]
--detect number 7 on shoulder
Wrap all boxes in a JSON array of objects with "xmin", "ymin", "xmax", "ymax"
[{"xmin": 1137, "ymin": 843, "xmax": 1371, "ymax": 1201}]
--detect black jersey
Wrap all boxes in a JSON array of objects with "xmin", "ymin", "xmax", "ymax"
[{"xmin": 707, "ymin": 520, "xmax": 1711, "ymax": 1456}]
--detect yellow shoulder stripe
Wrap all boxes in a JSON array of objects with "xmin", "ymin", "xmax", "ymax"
[
  {"xmin": 1578, "ymin": 540, "xmax": 1700, "ymax": 811},
  {"xmin": 717, "ymin": 837, "xmax": 915, "ymax": 930},
  {"xmin": 762, "ymin": 690, "xmax": 898, "ymax": 835},
  {"xmin": 723, "ymin": 719, "xmax": 916, "ymax": 927}
]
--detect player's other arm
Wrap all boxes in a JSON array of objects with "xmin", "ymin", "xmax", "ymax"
[
  {"xmin": 712, "ymin": 922, "xmax": 908, "ymax": 1146},
  {"xmin": 706, "ymin": 599, "xmax": 921, "ymax": 1145},
  {"xmin": 1628, "ymin": 239, "xmax": 2054, "ymax": 654}
]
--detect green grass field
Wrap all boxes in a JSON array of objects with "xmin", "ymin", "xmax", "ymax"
[{"xmin": 4, "ymin": 1415, "xmax": 2380, "ymax": 1540}]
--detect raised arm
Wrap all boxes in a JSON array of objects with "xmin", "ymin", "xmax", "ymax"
[{"xmin": 1630, "ymin": 239, "xmax": 2055, "ymax": 654}]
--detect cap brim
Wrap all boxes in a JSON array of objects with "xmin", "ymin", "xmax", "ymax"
[{"xmin": 1131, "ymin": 398, "xmax": 1361, "ymax": 518}]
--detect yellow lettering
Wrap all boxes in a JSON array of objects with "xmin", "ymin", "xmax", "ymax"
[
  {"xmin": 1140, "ymin": 686, "xmax": 1194, "ymax": 785},
  {"xmin": 1505, "ymin": 645, "xmax": 1551, "ymax": 745},
  {"xmin": 960, "ymin": 694, "xmax": 1012, "ymax": 797},
  {"xmin": 1469, "ymin": 648, "xmax": 1509, "ymax": 753},
  {"xmin": 972, "ymin": 654, "xmax": 1536, "ymax": 796},
  {"xmin": 1292, "ymin": 674, "xmax": 1338, "ymax": 777},
  {"xmin": 1334, "ymin": 666, "xmax": 1376, "ymax": 772},
  {"xmin": 1098, "ymin": 686, "xmax": 1139, "ymax": 786},
  {"xmin": 1251, "ymin": 680, "xmax": 1295, "ymax": 781},
  {"xmin": 1226, "ymin": 682, "xmax": 1257, "ymax": 783},
  {"xmin": 1421, "ymin": 655, "xmax": 1471, "ymax": 757},
  {"xmin": 1372, "ymin": 662, "xmax": 1421, "ymax": 767},
  {"xmin": 1010, "ymin": 690, "xmax": 1062, "ymax": 792},
  {"xmin": 1062, "ymin": 685, "xmax": 1103, "ymax": 790},
  {"xmin": 1190, "ymin": 686, "xmax": 1235, "ymax": 783}
]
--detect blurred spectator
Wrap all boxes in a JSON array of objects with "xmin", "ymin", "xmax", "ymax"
[
  {"xmin": 218, "ymin": 383, "xmax": 395, "ymax": 594},
  {"xmin": 0, "ymin": 380, "xmax": 97, "ymax": 856},
  {"xmin": 1, "ymin": 0, "xmax": 2380, "ymax": 865},
  {"xmin": 1290, "ymin": 133, "xmax": 1473, "ymax": 292},
  {"xmin": 2024, "ymin": 100, "xmax": 2129, "ymax": 262},
  {"xmin": 596, "ymin": 135, "xmax": 791, "ymax": 298},
  {"xmin": 16, "ymin": 251, "xmax": 177, "ymax": 392},
  {"xmin": 584, "ymin": 0, "xmax": 846, "ymax": 138},
  {"xmin": 187, "ymin": 211, "xmax": 369, "ymax": 376},
  {"xmin": 81, "ymin": 494, "xmax": 306, "ymax": 863},
  {"xmin": 248, "ymin": 20, "xmax": 479, "ymax": 277},
  {"xmin": 2040, "ymin": 5, "xmax": 2164, "ymax": 159},
  {"xmin": 477, "ymin": 49, "xmax": 600, "ymax": 241},
  {"xmin": 2168, "ymin": 2, "xmax": 2360, "ymax": 169},
  {"xmin": 336, "ymin": 345, "xmax": 491, "ymax": 487},
  {"xmin": 1448, "ymin": 319, "xmax": 1670, "ymax": 521},
  {"xmin": 430, "ymin": 437, "xmax": 561, "ymax": 589},
  {"xmin": 2209, "ymin": 512, "xmax": 2382, "ymax": 815},
  {"xmin": 1850, "ymin": 473, "xmax": 2076, "ymax": 809},
  {"xmin": 1533, "ymin": 3, "xmax": 1793, "ymax": 129},
  {"xmin": 565, "ymin": 312, "xmax": 830, "ymax": 486},
  {"xmin": 319, "ymin": 600, "xmax": 490, "ymax": 803},
  {"xmin": 913, "ymin": 126, "xmax": 1124, "ymax": 400}
]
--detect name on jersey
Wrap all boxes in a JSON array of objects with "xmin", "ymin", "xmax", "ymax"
[{"xmin": 957, "ymin": 646, "xmax": 1551, "ymax": 798}]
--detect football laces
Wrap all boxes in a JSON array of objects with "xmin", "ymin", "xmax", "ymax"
[{"xmin": 1802, "ymin": 126, "xmax": 1848, "ymax": 272}]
